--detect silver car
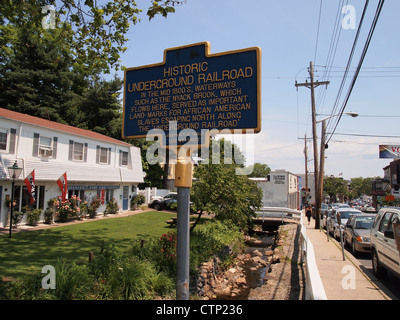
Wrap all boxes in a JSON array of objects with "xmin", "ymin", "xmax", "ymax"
[
  {"xmin": 329, "ymin": 208, "xmax": 362, "ymax": 240},
  {"xmin": 344, "ymin": 214, "xmax": 376, "ymax": 255},
  {"xmin": 370, "ymin": 208, "xmax": 400, "ymax": 279}
]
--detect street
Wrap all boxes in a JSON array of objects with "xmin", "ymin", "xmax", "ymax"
[
  {"xmin": 331, "ymin": 234, "xmax": 400, "ymax": 300},
  {"xmin": 356, "ymin": 254, "xmax": 400, "ymax": 300}
]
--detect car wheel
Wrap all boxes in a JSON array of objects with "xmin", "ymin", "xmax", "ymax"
[
  {"xmin": 153, "ymin": 203, "xmax": 161, "ymax": 211},
  {"xmin": 351, "ymin": 240, "xmax": 358, "ymax": 257},
  {"xmin": 371, "ymin": 249, "xmax": 387, "ymax": 279}
]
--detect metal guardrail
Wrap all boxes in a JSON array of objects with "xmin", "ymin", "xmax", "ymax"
[{"xmin": 256, "ymin": 207, "xmax": 327, "ymax": 300}]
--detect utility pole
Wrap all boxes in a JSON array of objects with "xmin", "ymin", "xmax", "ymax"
[
  {"xmin": 318, "ymin": 119, "xmax": 327, "ymax": 221},
  {"xmin": 295, "ymin": 61, "xmax": 329, "ymax": 229},
  {"xmin": 304, "ymin": 134, "xmax": 308, "ymax": 195}
]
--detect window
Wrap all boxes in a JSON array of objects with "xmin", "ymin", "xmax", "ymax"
[
  {"xmin": 99, "ymin": 147, "xmax": 108, "ymax": 163},
  {"xmin": 38, "ymin": 136, "xmax": 53, "ymax": 157},
  {"xmin": 96, "ymin": 146, "xmax": 111, "ymax": 164},
  {"xmin": 379, "ymin": 212, "xmax": 392, "ymax": 233},
  {"xmin": 0, "ymin": 131, "xmax": 7, "ymax": 150},
  {"xmin": 73, "ymin": 142, "xmax": 84, "ymax": 161},
  {"xmin": 388, "ymin": 213, "xmax": 399, "ymax": 232},
  {"xmin": 120, "ymin": 150, "xmax": 128, "ymax": 166},
  {"xmin": 0, "ymin": 128, "xmax": 16, "ymax": 153},
  {"xmin": 69, "ymin": 140, "xmax": 87, "ymax": 162},
  {"xmin": 34, "ymin": 133, "xmax": 57, "ymax": 158}
]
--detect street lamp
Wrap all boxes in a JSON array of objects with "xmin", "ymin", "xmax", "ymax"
[
  {"xmin": 314, "ymin": 112, "xmax": 359, "ymax": 230},
  {"xmin": 7, "ymin": 161, "xmax": 23, "ymax": 238}
]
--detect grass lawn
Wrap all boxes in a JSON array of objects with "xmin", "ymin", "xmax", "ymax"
[{"xmin": 0, "ymin": 211, "xmax": 177, "ymax": 278}]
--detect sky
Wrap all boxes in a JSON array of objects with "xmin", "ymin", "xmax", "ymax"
[{"xmin": 112, "ymin": 0, "xmax": 400, "ymax": 180}]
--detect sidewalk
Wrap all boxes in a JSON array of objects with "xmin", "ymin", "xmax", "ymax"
[{"xmin": 303, "ymin": 218, "xmax": 392, "ymax": 300}]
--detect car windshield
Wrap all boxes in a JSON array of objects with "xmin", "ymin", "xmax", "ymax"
[
  {"xmin": 339, "ymin": 211, "xmax": 354, "ymax": 219},
  {"xmin": 354, "ymin": 216, "xmax": 375, "ymax": 229}
]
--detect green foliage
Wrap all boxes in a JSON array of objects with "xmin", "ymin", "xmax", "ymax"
[
  {"xmin": 55, "ymin": 196, "xmax": 81, "ymax": 222},
  {"xmin": 130, "ymin": 194, "xmax": 145, "ymax": 208},
  {"xmin": 0, "ymin": 219, "xmax": 242, "ymax": 300},
  {"xmin": 26, "ymin": 209, "xmax": 42, "ymax": 226},
  {"xmin": 0, "ymin": 0, "xmax": 180, "ymax": 74},
  {"xmin": 191, "ymin": 139, "xmax": 263, "ymax": 231},
  {"xmin": 11, "ymin": 211, "xmax": 24, "ymax": 228},
  {"xmin": 190, "ymin": 220, "xmax": 243, "ymax": 271},
  {"xmin": 246, "ymin": 162, "xmax": 271, "ymax": 178},
  {"xmin": 104, "ymin": 197, "xmax": 119, "ymax": 216},
  {"xmin": 0, "ymin": 0, "xmax": 181, "ymax": 142}
]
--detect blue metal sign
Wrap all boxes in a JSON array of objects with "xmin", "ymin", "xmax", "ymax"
[{"xmin": 122, "ymin": 42, "xmax": 261, "ymax": 146}]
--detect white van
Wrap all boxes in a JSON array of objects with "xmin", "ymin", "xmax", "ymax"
[{"xmin": 370, "ymin": 208, "xmax": 400, "ymax": 279}]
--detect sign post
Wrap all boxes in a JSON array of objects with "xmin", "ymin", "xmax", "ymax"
[
  {"xmin": 175, "ymin": 150, "xmax": 192, "ymax": 299},
  {"xmin": 122, "ymin": 42, "xmax": 261, "ymax": 300}
]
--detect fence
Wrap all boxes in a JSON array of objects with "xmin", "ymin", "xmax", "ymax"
[{"xmin": 256, "ymin": 207, "xmax": 327, "ymax": 300}]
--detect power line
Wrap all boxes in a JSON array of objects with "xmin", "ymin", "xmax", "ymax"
[
  {"xmin": 314, "ymin": 0, "xmax": 323, "ymax": 63},
  {"xmin": 326, "ymin": 0, "xmax": 385, "ymax": 144},
  {"xmin": 328, "ymin": 132, "xmax": 399, "ymax": 138},
  {"xmin": 325, "ymin": 0, "xmax": 371, "ymax": 135}
]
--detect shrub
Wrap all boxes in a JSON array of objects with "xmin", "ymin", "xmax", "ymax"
[
  {"xmin": 87, "ymin": 196, "xmax": 101, "ymax": 218},
  {"xmin": 130, "ymin": 194, "xmax": 145, "ymax": 210},
  {"xmin": 11, "ymin": 211, "xmax": 24, "ymax": 228},
  {"xmin": 104, "ymin": 197, "xmax": 119, "ymax": 216},
  {"xmin": 43, "ymin": 208, "xmax": 54, "ymax": 224},
  {"xmin": 52, "ymin": 258, "xmax": 94, "ymax": 300},
  {"xmin": 55, "ymin": 197, "xmax": 81, "ymax": 222},
  {"xmin": 26, "ymin": 209, "xmax": 42, "ymax": 226}
]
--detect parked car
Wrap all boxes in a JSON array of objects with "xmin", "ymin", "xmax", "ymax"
[
  {"xmin": 370, "ymin": 207, "xmax": 400, "ymax": 279},
  {"xmin": 361, "ymin": 205, "xmax": 376, "ymax": 213},
  {"xmin": 344, "ymin": 214, "xmax": 376, "ymax": 256},
  {"xmin": 149, "ymin": 192, "xmax": 178, "ymax": 211},
  {"xmin": 328, "ymin": 208, "xmax": 362, "ymax": 240},
  {"xmin": 323, "ymin": 210, "xmax": 335, "ymax": 230}
]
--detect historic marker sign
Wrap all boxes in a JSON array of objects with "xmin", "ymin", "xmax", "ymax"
[{"xmin": 122, "ymin": 42, "xmax": 261, "ymax": 146}]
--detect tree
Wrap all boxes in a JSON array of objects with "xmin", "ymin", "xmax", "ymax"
[
  {"xmin": 190, "ymin": 139, "xmax": 263, "ymax": 232},
  {"xmin": 247, "ymin": 162, "xmax": 271, "ymax": 178},
  {"xmin": 323, "ymin": 176, "xmax": 348, "ymax": 203},
  {"xmin": 132, "ymin": 138, "xmax": 164, "ymax": 189},
  {"xmin": 0, "ymin": 0, "xmax": 182, "ymax": 137},
  {"xmin": 349, "ymin": 177, "xmax": 376, "ymax": 199},
  {"xmin": 0, "ymin": 25, "xmax": 84, "ymax": 124},
  {"xmin": 1, "ymin": 0, "xmax": 181, "ymax": 75}
]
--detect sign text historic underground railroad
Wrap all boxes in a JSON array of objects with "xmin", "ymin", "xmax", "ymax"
[{"xmin": 122, "ymin": 42, "xmax": 261, "ymax": 145}]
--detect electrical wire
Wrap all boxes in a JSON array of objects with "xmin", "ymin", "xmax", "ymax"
[
  {"xmin": 314, "ymin": 0, "xmax": 323, "ymax": 63},
  {"xmin": 326, "ymin": 0, "xmax": 385, "ymax": 144},
  {"xmin": 325, "ymin": 0, "xmax": 370, "ymax": 135}
]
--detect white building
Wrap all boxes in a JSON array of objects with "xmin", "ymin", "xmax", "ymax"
[
  {"xmin": 0, "ymin": 108, "xmax": 144, "ymax": 227},
  {"xmin": 251, "ymin": 170, "xmax": 300, "ymax": 209}
]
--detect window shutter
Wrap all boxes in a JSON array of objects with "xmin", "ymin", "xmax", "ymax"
[
  {"xmin": 33, "ymin": 133, "xmax": 39, "ymax": 156},
  {"xmin": 108, "ymin": 148, "xmax": 111, "ymax": 164},
  {"xmin": 9, "ymin": 128, "xmax": 16, "ymax": 154},
  {"xmin": 52, "ymin": 137, "xmax": 58, "ymax": 158},
  {"xmin": 96, "ymin": 145, "xmax": 100, "ymax": 164},
  {"xmin": 69, "ymin": 140, "xmax": 74, "ymax": 160},
  {"xmin": 84, "ymin": 143, "xmax": 88, "ymax": 162}
]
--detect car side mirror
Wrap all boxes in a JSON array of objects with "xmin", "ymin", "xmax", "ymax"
[{"xmin": 384, "ymin": 230, "xmax": 395, "ymax": 239}]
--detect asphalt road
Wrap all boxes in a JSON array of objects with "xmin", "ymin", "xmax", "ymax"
[
  {"xmin": 335, "ymin": 235, "xmax": 400, "ymax": 300},
  {"xmin": 356, "ymin": 253, "xmax": 400, "ymax": 300}
]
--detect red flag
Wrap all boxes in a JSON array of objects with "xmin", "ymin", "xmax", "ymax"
[
  {"xmin": 24, "ymin": 170, "xmax": 35, "ymax": 204},
  {"xmin": 57, "ymin": 172, "xmax": 68, "ymax": 202}
]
